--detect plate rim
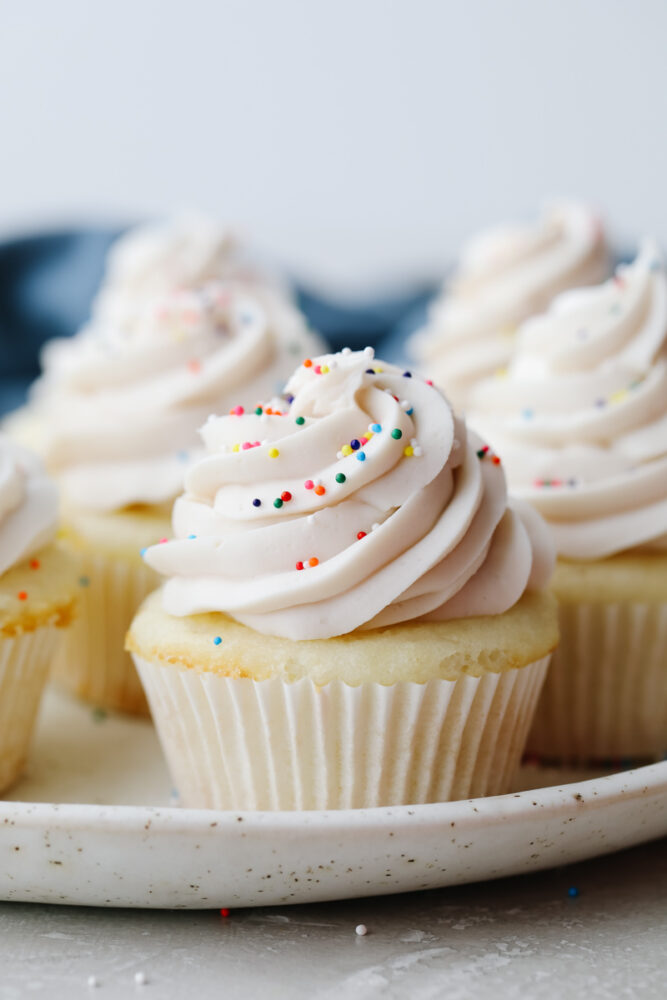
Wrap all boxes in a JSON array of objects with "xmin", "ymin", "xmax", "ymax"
[{"xmin": 3, "ymin": 759, "xmax": 666, "ymax": 834}]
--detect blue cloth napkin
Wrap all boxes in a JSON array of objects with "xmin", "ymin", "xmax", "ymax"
[{"xmin": 0, "ymin": 227, "xmax": 438, "ymax": 416}]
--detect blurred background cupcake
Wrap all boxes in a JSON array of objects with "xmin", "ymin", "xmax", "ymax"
[
  {"xmin": 0, "ymin": 436, "xmax": 79, "ymax": 792},
  {"xmin": 408, "ymin": 202, "xmax": 610, "ymax": 411},
  {"xmin": 7, "ymin": 217, "xmax": 324, "ymax": 715},
  {"xmin": 127, "ymin": 348, "xmax": 558, "ymax": 810},
  {"xmin": 468, "ymin": 240, "xmax": 667, "ymax": 761}
]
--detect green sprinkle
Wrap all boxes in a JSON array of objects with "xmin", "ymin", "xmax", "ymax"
[
  {"xmin": 273, "ymin": 498, "xmax": 283, "ymax": 508},
  {"xmin": 295, "ymin": 416, "xmax": 305, "ymax": 425},
  {"xmin": 335, "ymin": 473, "xmax": 346, "ymax": 484},
  {"xmin": 254, "ymin": 406, "xmax": 263, "ymax": 415},
  {"xmin": 92, "ymin": 707, "xmax": 107, "ymax": 722},
  {"xmin": 391, "ymin": 428, "xmax": 403, "ymax": 440},
  {"xmin": 78, "ymin": 576, "xmax": 90, "ymax": 588}
]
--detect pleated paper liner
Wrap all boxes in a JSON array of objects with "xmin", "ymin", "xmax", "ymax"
[
  {"xmin": 0, "ymin": 628, "xmax": 60, "ymax": 793},
  {"xmin": 134, "ymin": 653, "xmax": 550, "ymax": 810},
  {"xmin": 52, "ymin": 552, "xmax": 159, "ymax": 716},
  {"xmin": 527, "ymin": 600, "xmax": 667, "ymax": 762}
]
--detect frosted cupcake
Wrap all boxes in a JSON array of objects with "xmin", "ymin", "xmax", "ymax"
[
  {"xmin": 469, "ymin": 240, "xmax": 667, "ymax": 761},
  {"xmin": 19, "ymin": 272, "xmax": 323, "ymax": 715},
  {"xmin": 0, "ymin": 437, "xmax": 78, "ymax": 792},
  {"xmin": 410, "ymin": 202, "xmax": 609, "ymax": 411},
  {"xmin": 127, "ymin": 348, "xmax": 558, "ymax": 810}
]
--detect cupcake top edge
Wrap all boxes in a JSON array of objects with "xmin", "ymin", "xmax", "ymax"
[
  {"xmin": 0, "ymin": 435, "xmax": 58, "ymax": 578},
  {"xmin": 143, "ymin": 347, "xmax": 555, "ymax": 641},
  {"xmin": 468, "ymin": 238, "xmax": 667, "ymax": 560}
]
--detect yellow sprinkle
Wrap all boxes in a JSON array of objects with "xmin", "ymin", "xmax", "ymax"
[
  {"xmin": 374, "ymin": 366, "xmax": 384, "ymax": 373},
  {"xmin": 232, "ymin": 443, "xmax": 240, "ymax": 453},
  {"xmin": 403, "ymin": 445, "xmax": 414, "ymax": 457},
  {"xmin": 494, "ymin": 368, "xmax": 508, "ymax": 379},
  {"xmin": 500, "ymin": 325, "xmax": 517, "ymax": 338},
  {"xmin": 321, "ymin": 365, "xmax": 330, "ymax": 374},
  {"xmin": 268, "ymin": 447, "xmax": 280, "ymax": 458},
  {"xmin": 341, "ymin": 444, "xmax": 353, "ymax": 456},
  {"xmin": 610, "ymin": 389, "xmax": 628, "ymax": 405},
  {"xmin": 365, "ymin": 430, "xmax": 374, "ymax": 439}
]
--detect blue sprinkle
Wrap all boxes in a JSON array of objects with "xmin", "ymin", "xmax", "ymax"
[
  {"xmin": 213, "ymin": 636, "xmax": 222, "ymax": 646},
  {"xmin": 567, "ymin": 886, "xmax": 579, "ymax": 898},
  {"xmin": 356, "ymin": 451, "xmax": 366, "ymax": 462},
  {"xmin": 365, "ymin": 368, "xmax": 375, "ymax": 374},
  {"xmin": 177, "ymin": 450, "xmax": 189, "ymax": 461},
  {"xmin": 594, "ymin": 398, "xmax": 606, "ymax": 408},
  {"xmin": 140, "ymin": 547, "xmax": 148, "ymax": 557},
  {"xmin": 285, "ymin": 393, "xmax": 295, "ymax": 404},
  {"xmin": 371, "ymin": 423, "xmax": 382, "ymax": 433},
  {"xmin": 188, "ymin": 534, "xmax": 197, "ymax": 539},
  {"xmin": 521, "ymin": 408, "xmax": 534, "ymax": 420},
  {"xmin": 350, "ymin": 439, "xmax": 361, "ymax": 450},
  {"xmin": 402, "ymin": 371, "xmax": 412, "ymax": 377},
  {"xmin": 252, "ymin": 498, "xmax": 262, "ymax": 507},
  {"xmin": 406, "ymin": 408, "xmax": 414, "ymax": 416}
]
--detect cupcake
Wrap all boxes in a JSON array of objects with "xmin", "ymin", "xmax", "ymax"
[
  {"xmin": 0, "ymin": 436, "xmax": 78, "ymax": 792},
  {"xmin": 127, "ymin": 348, "xmax": 558, "ymax": 810},
  {"xmin": 409, "ymin": 201, "xmax": 609, "ymax": 411},
  {"xmin": 13, "ymin": 230, "xmax": 323, "ymax": 715},
  {"xmin": 469, "ymin": 240, "xmax": 667, "ymax": 761}
]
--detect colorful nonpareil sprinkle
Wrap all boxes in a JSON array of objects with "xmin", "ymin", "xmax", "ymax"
[
  {"xmin": 213, "ymin": 636, "xmax": 222, "ymax": 645},
  {"xmin": 30, "ymin": 559, "xmax": 40, "ymax": 570},
  {"xmin": 391, "ymin": 428, "xmax": 402, "ymax": 440},
  {"xmin": 17, "ymin": 591, "xmax": 27, "ymax": 601},
  {"xmin": 335, "ymin": 473, "xmax": 346, "ymax": 483},
  {"xmin": 268, "ymin": 448, "xmax": 280, "ymax": 458},
  {"xmin": 295, "ymin": 416, "xmax": 305, "ymax": 425},
  {"xmin": 252, "ymin": 498, "xmax": 261, "ymax": 507},
  {"xmin": 356, "ymin": 451, "xmax": 366, "ymax": 462},
  {"xmin": 357, "ymin": 531, "xmax": 367, "ymax": 540}
]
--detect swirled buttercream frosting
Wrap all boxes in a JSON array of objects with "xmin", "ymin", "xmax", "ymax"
[
  {"xmin": 468, "ymin": 240, "xmax": 667, "ymax": 559},
  {"xmin": 0, "ymin": 436, "xmax": 58, "ymax": 577},
  {"xmin": 410, "ymin": 202, "xmax": 609, "ymax": 410},
  {"xmin": 33, "ymin": 283, "xmax": 323, "ymax": 512},
  {"xmin": 92, "ymin": 214, "xmax": 284, "ymax": 331},
  {"xmin": 144, "ymin": 348, "xmax": 554, "ymax": 640}
]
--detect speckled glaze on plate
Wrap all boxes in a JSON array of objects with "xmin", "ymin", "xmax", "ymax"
[{"xmin": 1, "ymin": 690, "xmax": 666, "ymax": 909}]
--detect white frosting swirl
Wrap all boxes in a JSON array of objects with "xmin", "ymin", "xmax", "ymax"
[
  {"xmin": 33, "ymin": 282, "xmax": 323, "ymax": 512},
  {"xmin": 0, "ymin": 436, "xmax": 58, "ymax": 577},
  {"xmin": 144, "ymin": 349, "xmax": 554, "ymax": 640},
  {"xmin": 410, "ymin": 202, "xmax": 609, "ymax": 410},
  {"xmin": 469, "ymin": 240, "xmax": 667, "ymax": 559},
  {"xmin": 93, "ymin": 214, "xmax": 283, "ymax": 331}
]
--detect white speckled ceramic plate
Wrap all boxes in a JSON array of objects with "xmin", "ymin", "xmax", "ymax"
[{"xmin": 2, "ymin": 689, "xmax": 666, "ymax": 909}]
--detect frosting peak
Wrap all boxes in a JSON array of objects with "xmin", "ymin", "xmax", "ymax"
[
  {"xmin": 469, "ymin": 240, "xmax": 667, "ymax": 559},
  {"xmin": 144, "ymin": 349, "xmax": 553, "ymax": 640},
  {"xmin": 410, "ymin": 201, "xmax": 609, "ymax": 410},
  {"xmin": 0, "ymin": 436, "xmax": 58, "ymax": 577}
]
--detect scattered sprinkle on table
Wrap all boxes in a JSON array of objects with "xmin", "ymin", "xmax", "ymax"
[{"xmin": 355, "ymin": 924, "xmax": 368, "ymax": 937}]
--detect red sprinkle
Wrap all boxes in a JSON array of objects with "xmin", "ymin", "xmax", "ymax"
[
  {"xmin": 491, "ymin": 455, "xmax": 501, "ymax": 465},
  {"xmin": 30, "ymin": 559, "xmax": 40, "ymax": 570},
  {"xmin": 281, "ymin": 491, "xmax": 292, "ymax": 502},
  {"xmin": 229, "ymin": 405, "xmax": 244, "ymax": 416},
  {"xmin": 158, "ymin": 538, "xmax": 168, "ymax": 544},
  {"xmin": 18, "ymin": 591, "xmax": 27, "ymax": 601},
  {"xmin": 296, "ymin": 561, "xmax": 304, "ymax": 571},
  {"xmin": 426, "ymin": 379, "xmax": 433, "ymax": 386},
  {"xmin": 220, "ymin": 908, "xmax": 230, "ymax": 918},
  {"xmin": 357, "ymin": 531, "xmax": 367, "ymax": 540}
]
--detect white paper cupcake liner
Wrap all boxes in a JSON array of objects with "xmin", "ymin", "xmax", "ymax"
[
  {"xmin": 134, "ymin": 653, "xmax": 550, "ymax": 810},
  {"xmin": 527, "ymin": 600, "xmax": 667, "ymax": 762},
  {"xmin": 0, "ymin": 627, "xmax": 60, "ymax": 793},
  {"xmin": 52, "ymin": 552, "xmax": 158, "ymax": 715}
]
